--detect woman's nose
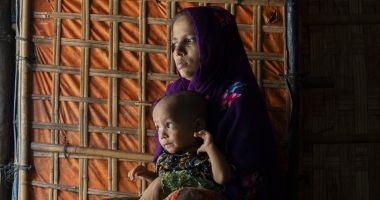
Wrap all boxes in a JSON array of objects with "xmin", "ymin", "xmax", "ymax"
[{"xmin": 173, "ymin": 43, "xmax": 186, "ymax": 56}]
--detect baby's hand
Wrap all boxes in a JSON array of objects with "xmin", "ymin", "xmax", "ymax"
[
  {"xmin": 194, "ymin": 130, "xmax": 214, "ymax": 154},
  {"xmin": 128, "ymin": 165, "xmax": 149, "ymax": 181}
]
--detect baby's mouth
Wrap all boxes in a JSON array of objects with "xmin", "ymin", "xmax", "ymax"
[{"xmin": 163, "ymin": 143, "xmax": 174, "ymax": 149}]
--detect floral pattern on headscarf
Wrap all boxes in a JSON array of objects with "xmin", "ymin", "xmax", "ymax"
[{"xmin": 220, "ymin": 81, "xmax": 245, "ymax": 110}]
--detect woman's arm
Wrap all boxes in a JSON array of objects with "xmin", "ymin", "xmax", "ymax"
[{"xmin": 195, "ymin": 130, "xmax": 233, "ymax": 185}]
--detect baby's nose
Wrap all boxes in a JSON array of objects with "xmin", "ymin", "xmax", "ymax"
[{"xmin": 159, "ymin": 130, "xmax": 168, "ymax": 139}]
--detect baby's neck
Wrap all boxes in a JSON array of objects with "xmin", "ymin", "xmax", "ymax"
[{"xmin": 173, "ymin": 146, "xmax": 199, "ymax": 155}]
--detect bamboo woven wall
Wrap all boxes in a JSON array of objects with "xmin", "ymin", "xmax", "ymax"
[
  {"xmin": 27, "ymin": 0, "xmax": 289, "ymax": 199},
  {"xmin": 299, "ymin": 0, "xmax": 380, "ymax": 199}
]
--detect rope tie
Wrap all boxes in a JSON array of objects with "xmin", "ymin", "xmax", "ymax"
[
  {"xmin": 0, "ymin": 163, "xmax": 33, "ymax": 183},
  {"xmin": 63, "ymin": 135, "xmax": 69, "ymax": 158}
]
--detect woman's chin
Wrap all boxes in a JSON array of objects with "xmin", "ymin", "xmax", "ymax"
[
  {"xmin": 178, "ymin": 70, "xmax": 194, "ymax": 80},
  {"xmin": 179, "ymin": 73, "xmax": 193, "ymax": 80}
]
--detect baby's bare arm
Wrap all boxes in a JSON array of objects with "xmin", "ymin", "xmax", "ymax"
[
  {"xmin": 195, "ymin": 130, "xmax": 233, "ymax": 184},
  {"xmin": 128, "ymin": 165, "xmax": 158, "ymax": 182}
]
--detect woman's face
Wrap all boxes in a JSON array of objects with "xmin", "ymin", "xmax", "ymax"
[{"xmin": 172, "ymin": 14, "xmax": 199, "ymax": 80}]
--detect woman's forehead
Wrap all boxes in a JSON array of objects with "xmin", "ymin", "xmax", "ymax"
[{"xmin": 172, "ymin": 15, "xmax": 194, "ymax": 36}]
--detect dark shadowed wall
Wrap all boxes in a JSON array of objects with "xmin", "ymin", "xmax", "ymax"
[{"xmin": 298, "ymin": 0, "xmax": 380, "ymax": 199}]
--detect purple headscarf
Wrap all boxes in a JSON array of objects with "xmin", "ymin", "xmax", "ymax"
[{"xmin": 154, "ymin": 6, "xmax": 280, "ymax": 199}]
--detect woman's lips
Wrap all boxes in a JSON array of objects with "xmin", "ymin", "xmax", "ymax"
[{"xmin": 176, "ymin": 60, "xmax": 187, "ymax": 70}]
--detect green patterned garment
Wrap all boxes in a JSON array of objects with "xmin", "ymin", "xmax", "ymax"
[{"xmin": 156, "ymin": 151, "xmax": 220, "ymax": 197}]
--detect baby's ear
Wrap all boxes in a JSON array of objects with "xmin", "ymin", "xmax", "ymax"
[{"xmin": 194, "ymin": 118, "xmax": 206, "ymax": 131}]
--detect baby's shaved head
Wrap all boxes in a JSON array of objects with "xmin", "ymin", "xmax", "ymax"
[
  {"xmin": 154, "ymin": 91, "xmax": 207, "ymax": 121},
  {"xmin": 153, "ymin": 91, "xmax": 207, "ymax": 153}
]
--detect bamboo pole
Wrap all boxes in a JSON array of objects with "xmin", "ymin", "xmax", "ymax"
[
  {"xmin": 251, "ymin": 4, "xmax": 257, "ymax": 74},
  {"xmin": 229, "ymin": 3, "xmax": 234, "ymax": 14},
  {"xmin": 51, "ymin": 0, "xmax": 62, "ymax": 199},
  {"xmin": 18, "ymin": 0, "xmax": 32, "ymax": 199},
  {"xmin": 109, "ymin": 0, "xmax": 120, "ymax": 192},
  {"xmin": 139, "ymin": 0, "xmax": 147, "ymax": 155},
  {"xmin": 31, "ymin": 180, "xmax": 140, "ymax": 199},
  {"xmin": 138, "ymin": 0, "xmax": 148, "ymax": 194},
  {"xmin": 31, "ymin": 142, "xmax": 154, "ymax": 162},
  {"xmin": 79, "ymin": 0, "xmax": 90, "ymax": 199},
  {"xmin": 166, "ymin": 1, "xmax": 173, "ymax": 74},
  {"xmin": 0, "ymin": 0, "xmax": 14, "ymax": 199},
  {"xmin": 108, "ymin": 0, "xmax": 114, "ymax": 192},
  {"xmin": 285, "ymin": 0, "xmax": 299, "ymax": 200},
  {"xmin": 255, "ymin": 5, "xmax": 262, "ymax": 87},
  {"xmin": 173, "ymin": 0, "xmax": 284, "ymax": 6},
  {"xmin": 169, "ymin": 1, "xmax": 177, "ymax": 75}
]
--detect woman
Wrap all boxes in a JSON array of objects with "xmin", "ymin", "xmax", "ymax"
[{"xmin": 154, "ymin": 6, "xmax": 280, "ymax": 200}]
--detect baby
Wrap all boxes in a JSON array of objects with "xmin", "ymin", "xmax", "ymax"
[{"xmin": 128, "ymin": 91, "xmax": 233, "ymax": 200}]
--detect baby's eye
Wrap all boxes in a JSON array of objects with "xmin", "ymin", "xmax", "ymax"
[{"xmin": 165, "ymin": 122, "xmax": 173, "ymax": 129}]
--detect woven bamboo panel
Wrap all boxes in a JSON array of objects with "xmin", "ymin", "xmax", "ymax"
[
  {"xmin": 28, "ymin": 0, "xmax": 288, "ymax": 199},
  {"xmin": 299, "ymin": 0, "xmax": 380, "ymax": 199}
]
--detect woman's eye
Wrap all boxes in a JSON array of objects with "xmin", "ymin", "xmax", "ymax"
[
  {"xmin": 185, "ymin": 37, "xmax": 194, "ymax": 43},
  {"xmin": 171, "ymin": 42, "xmax": 177, "ymax": 49}
]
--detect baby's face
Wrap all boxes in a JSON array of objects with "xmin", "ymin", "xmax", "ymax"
[{"xmin": 153, "ymin": 102, "xmax": 200, "ymax": 154}]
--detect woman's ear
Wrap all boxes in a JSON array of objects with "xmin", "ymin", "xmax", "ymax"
[{"xmin": 194, "ymin": 118, "xmax": 206, "ymax": 131}]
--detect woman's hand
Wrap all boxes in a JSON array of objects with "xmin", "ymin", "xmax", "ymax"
[
  {"xmin": 194, "ymin": 130, "xmax": 215, "ymax": 154},
  {"xmin": 128, "ymin": 165, "xmax": 157, "ymax": 182}
]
